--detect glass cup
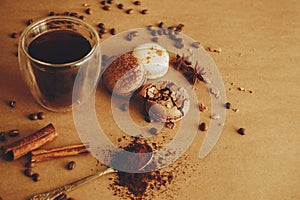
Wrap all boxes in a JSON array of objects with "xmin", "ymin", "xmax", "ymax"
[{"xmin": 18, "ymin": 16, "xmax": 101, "ymax": 112}]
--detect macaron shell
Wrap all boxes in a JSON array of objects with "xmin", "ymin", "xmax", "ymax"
[
  {"xmin": 140, "ymin": 81, "xmax": 190, "ymax": 123},
  {"xmin": 103, "ymin": 53, "xmax": 146, "ymax": 96},
  {"xmin": 132, "ymin": 43, "xmax": 169, "ymax": 79}
]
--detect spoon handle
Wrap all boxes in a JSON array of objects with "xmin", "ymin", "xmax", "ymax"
[{"xmin": 29, "ymin": 168, "xmax": 117, "ymax": 200}]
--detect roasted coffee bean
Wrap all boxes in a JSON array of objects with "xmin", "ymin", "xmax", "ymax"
[
  {"xmin": 147, "ymin": 25, "xmax": 154, "ymax": 30},
  {"xmin": 126, "ymin": 9, "xmax": 134, "ymax": 14},
  {"xmin": 126, "ymin": 33, "xmax": 133, "ymax": 41},
  {"xmin": 225, "ymin": 102, "xmax": 231, "ymax": 109},
  {"xmin": 29, "ymin": 113, "xmax": 38, "ymax": 120},
  {"xmin": 110, "ymin": 28, "xmax": 116, "ymax": 35},
  {"xmin": 162, "ymin": 28, "xmax": 168, "ymax": 35},
  {"xmin": 54, "ymin": 193, "xmax": 67, "ymax": 200},
  {"xmin": 24, "ymin": 168, "xmax": 34, "ymax": 177},
  {"xmin": 79, "ymin": 15, "xmax": 85, "ymax": 20},
  {"xmin": 63, "ymin": 11, "xmax": 70, "ymax": 16},
  {"xmin": 107, "ymin": 0, "xmax": 114, "ymax": 4},
  {"xmin": 25, "ymin": 161, "xmax": 36, "ymax": 168},
  {"xmin": 151, "ymin": 30, "xmax": 157, "ymax": 36},
  {"xmin": 158, "ymin": 22, "xmax": 164, "ymax": 28},
  {"xmin": 85, "ymin": 8, "xmax": 92, "ymax": 15},
  {"xmin": 176, "ymin": 23, "xmax": 184, "ymax": 30},
  {"xmin": 99, "ymin": 28, "xmax": 107, "ymax": 34},
  {"xmin": 120, "ymin": 103, "xmax": 128, "ymax": 111},
  {"xmin": 8, "ymin": 130, "xmax": 20, "ymax": 137},
  {"xmin": 117, "ymin": 3, "xmax": 124, "ymax": 9},
  {"xmin": 49, "ymin": 11, "xmax": 55, "ymax": 16},
  {"xmin": 10, "ymin": 32, "xmax": 18, "ymax": 38},
  {"xmin": 199, "ymin": 122, "xmax": 208, "ymax": 131},
  {"xmin": 149, "ymin": 127, "xmax": 159, "ymax": 135},
  {"xmin": 26, "ymin": 19, "xmax": 33, "ymax": 26},
  {"xmin": 141, "ymin": 9, "xmax": 148, "ymax": 14},
  {"xmin": 175, "ymin": 42, "xmax": 184, "ymax": 49},
  {"xmin": 97, "ymin": 23, "xmax": 105, "ymax": 29},
  {"xmin": 9, "ymin": 100, "xmax": 16, "ymax": 108},
  {"xmin": 100, "ymin": 0, "xmax": 106, "ymax": 5},
  {"xmin": 67, "ymin": 161, "xmax": 76, "ymax": 170},
  {"xmin": 32, "ymin": 173, "xmax": 40, "ymax": 182},
  {"xmin": 192, "ymin": 41, "xmax": 200, "ymax": 48},
  {"xmin": 0, "ymin": 132, "xmax": 6, "ymax": 142},
  {"xmin": 37, "ymin": 112, "xmax": 45, "ymax": 120},
  {"xmin": 144, "ymin": 115, "xmax": 153, "ymax": 123},
  {"xmin": 134, "ymin": 1, "xmax": 141, "ymax": 5},
  {"xmin": 130, "ymin": 31, "xmax": 139, "ymax": 37},
  {"xmin": 157, "ymin": 29, "xmax": 163, "ymax": 35},
  {"xmin": 237, "ymin": 128, "xmax": 246, "ymax": 135},
  {"xmin": 103, "ymin": 5, "xmax": 111, "ymax": 11},
  {"xmin": 151, "ymin": 37, "xmax": 159, "ymax": 42},
  {"xmin": 69, "ymin": 12, "xmax": 78, "ymax": 17}
]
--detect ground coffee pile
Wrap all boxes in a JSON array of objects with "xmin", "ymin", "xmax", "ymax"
[{"xmin": 109, "ymin": 139, "xmax": 174, "ymax": 199}]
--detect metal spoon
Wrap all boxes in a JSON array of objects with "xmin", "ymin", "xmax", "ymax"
[{"xmin": 29, "ymin": 151, "xmax": 153, "ymax": 200}]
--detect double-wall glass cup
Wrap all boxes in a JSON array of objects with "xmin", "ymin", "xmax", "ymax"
[{"xmin": 18, "ymin": 16, "xmax": 101, "ymax": 112}]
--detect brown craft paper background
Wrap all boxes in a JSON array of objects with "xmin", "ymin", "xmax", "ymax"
[{"xmin": 0, "ymin": 0, "xmax": 299, "ymax": 199}]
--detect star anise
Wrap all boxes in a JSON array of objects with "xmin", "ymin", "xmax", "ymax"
[
  {"xmin": 170, "ymin": 53, "xmax": 191, "ymax": 71},
  {"xmin": 183, "ymin": 61, "xmax": 206, "ymax": 84}
]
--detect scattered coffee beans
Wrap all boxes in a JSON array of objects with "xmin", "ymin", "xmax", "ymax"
[
  {"xmin": 10, "ymin": 32, "xmax": 18, "ymax": 38},
  {"xmin": 9, "ymin": 100, "xmax": 16, "ymax": 108},
  {"xmin": 67, "ymin": 161, "xmax": 76, "ymax": 170},
  {"xmin": 107, "ymin": 0, "xmax": 114, "ymax": 4},
  {"xmin": 158, "ymin": 22, "xmax": 164, "ymax": 28},
  {"xmin": 103, "ymin": 5, "xmax": 111, "ymax": 11},
  {"xmin": 199, "ymin": 122, "xmax": 208, "ymax": 131},
  {"xmin": 100, "ymin": 0, "xmax": 106, "ymax": 5},
  {"xmin": 120, "ymin": 103, "xmax": 128, "ymax": 111},
  {"xmin": 24, "ymin": 168, "xmax": 34, "ymax": 177},
  {"xmin": 237, "ymin": 128, "xmax": 246, "ymax": 135},
  {"xmin": 8, "ymin": 130, "xmax": 20, "ymax": 137},
  {"xmin": 29, "ymin": 113, "xmax": 38, "ymax": 120},
  {"xmin": 26, "ymin": 19, "xmax": 33, "ymax": 26},
  {"xmin": 141, "ymin": 9, "xmax": 148, "ymax": 14},
  {"xmin": 117, "ymin": 3, "xmax": 124, "ymax": 9},
  {"xmin": 149, "ymin": 127, "xmax": 159, "ymax": 135},
  {"xmin": 0, "ymin": 132, "xmax": 6, "ymax": 142},
  {"xmin": 151, "ymin": 37, "xmax": 159, "ymax": 42},
  {"xmin": 134, "ymin": 1, "xmax": 141, "ymax": 5},
  {"xmin": 225, "ymin": 102, "xmax": 231, "ymax": 109},
  {"xmin": 110, "ymin": 28, "xmax": 116, "ymax": 35},
  {"xmin": 85, "ymin": 8, "xmax": 92, "ymax": 15},
  {"xmin": 32, "ymin": 173, "xmax": 40, "ymax": 182},
  {"xmin": 97, "ymin": 23, "xmax": 105, "ymax": 29},
  {"xmin": 192, "ymin": 42, "xmax": 200, "ymax": 48},
  {"xmin": 25, "ymin": 161, "xmax": 36, "ymax": 168},
  {"xmin": 126, "ymin": 9, "xmax": 134, "ymax": 14},
  {"xmin": 37, "ymin": 112, "xmax": 45, "ymax": 119}
]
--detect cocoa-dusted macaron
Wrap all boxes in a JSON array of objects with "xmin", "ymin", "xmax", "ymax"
[
  {"xmin": 103, "ymin": 53, "xmax": 146, "ymax": 96},
  {"xmin": 140, "ymin": 81, "xmax": 190, "ymax": 122}
]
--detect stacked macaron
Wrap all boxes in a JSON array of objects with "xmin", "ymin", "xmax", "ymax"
[
  {"xmin": 132, "ymin": 43, "xmax": 169, "ymax": 79},
  {"xmin": 103, "ymin": 43, "xmax": 169, "ymax": 96},
  {"xmin": 102, "ymin": 43, "xmax": 190, "ymax": 122}
]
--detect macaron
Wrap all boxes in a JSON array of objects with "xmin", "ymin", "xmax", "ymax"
[
  {"xmin": 103, "ymin": 53, "xmax": 146, "ymax": 96},
  {"xmin": 140, "ymin": 81, "xmax": 190, "ymax": 122},
  {"xmin": 132, "ymin": 43, "xmax": 169, "ymax": 79}
]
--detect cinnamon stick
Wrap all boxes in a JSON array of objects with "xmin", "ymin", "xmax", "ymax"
[
  {"xmin": 2, "ymin": 123, "xmax": 57, "ymax": 160},
  {"xmin": 30, "ymin": 143, "xmax": 89, "ymax": 163}
]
